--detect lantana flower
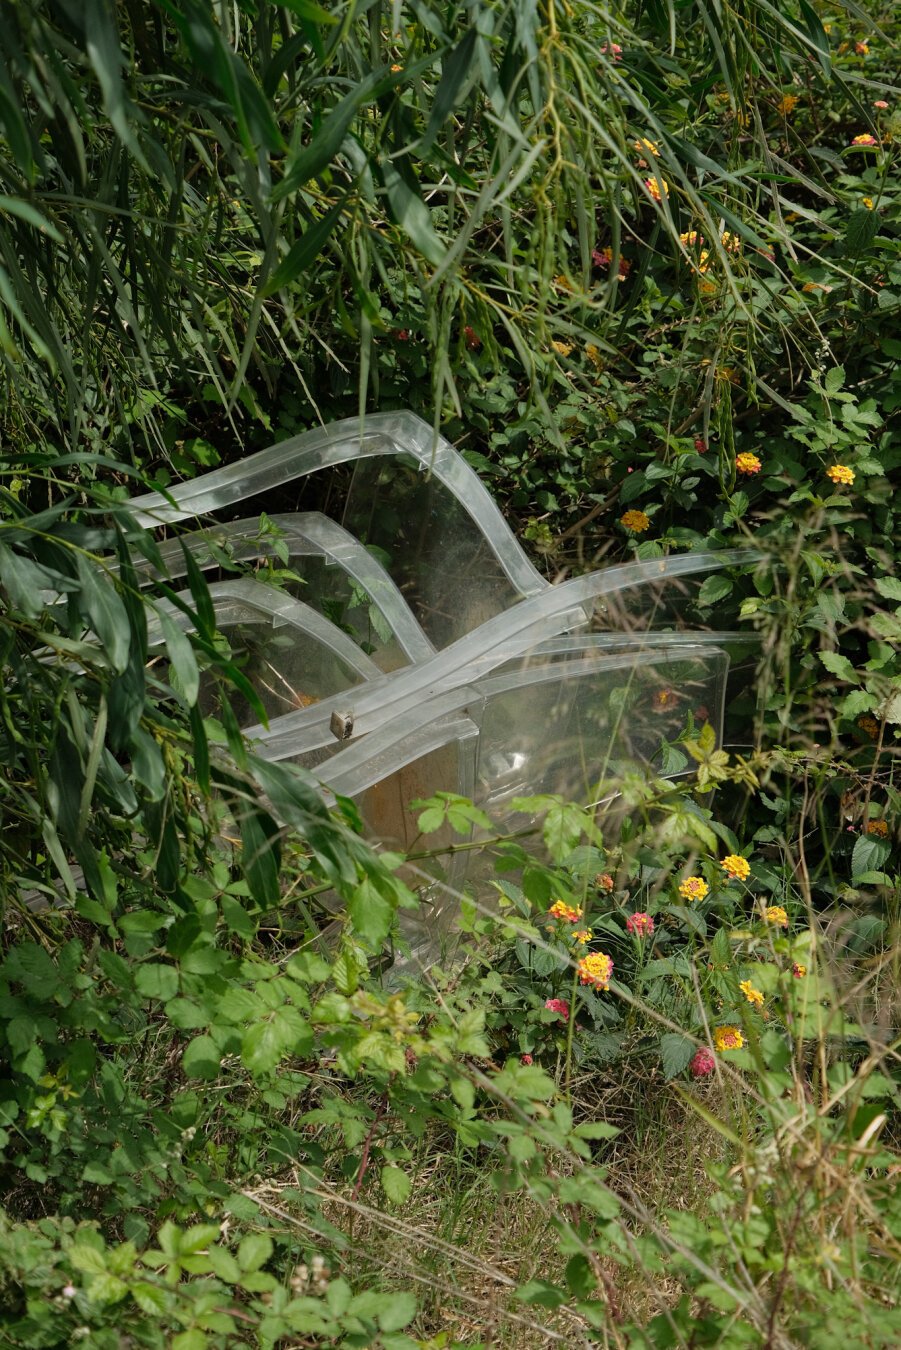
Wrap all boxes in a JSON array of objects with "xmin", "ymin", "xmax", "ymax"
[
  {"xmin": 548, "ymin": 900, "xmax": 582, "ymax": 923},
  {"xmin": 572, "ymin": 929, "xmax": 593, "ymax": 944},
  {"xmin": 713, "ymin": 1025, "xmax": 744, "ymax": 1052},
  {"xmin": 721, "ymin": 855, "xmax": 750, "ymax": 882},
  {"xmin": 777, "ymin": 93, "xmax": 799, "ymax": 116},
  {"xmin": 736, "ymin": 452, "xmax": 762, "ymax": 475},
  {"xmin": 544, "ymin": 997, "xmax": 570, "ymax": 1020},
  {"xmin": 600, "ymin": 42, "xmax": 622, "ymax": 61},
  {"xmin": 721, "ymin": 231, "xmax": 742, "ymax": 253},
  {"xmin": 764, "ymin": 905, "xmax": 789, "ymax": 927},
  {"xmin": 739, "ymin": 979, "xmax": 764, "ymax": 1008},
  {"xmin": 577, "ymin": 952, "xmax": 614, "ymax": 991},
  {"xmin": 680, "ymin": 230, "xmax": 703, "ymax": 247},
  {"xmin": 679, "ymin": 876, "xmax": 709, "ymax": 903},
  {"xmin": 644, "ymin": 176, "xmax": 669, "ymax": 201},
  {"xmin": 826, "ymin": 464, "xmax": 855, "ymax": 486},
  {"xmin": 626, "ymin": 912, "xmax": 654, "ymax": 937},
  {"xmin": 865, "ymin": 819, "xmax": 889, "ymax": 837},
  {"xmin": 634, "ymin": 137, "xmax": 660, "ymax": 159},
  {"xmin": 621, "ymin": 509, "xmax": 650, "ymax": 533},
  {"xmin": 850, "ymin": 133, "xmax": 878, "ymax": 147},
  {"xmin": 652, "ymin": 688, "xmax": 677, "ymax": 711},
  {"xmin": 791, "ymin": 963, "xmax": 807, "ymax": 979},
  {"xmin": 596, "ymin": 873, "xmax": 615, "ymax": 893},
  {"xmin": 552, "ymin": 340, "xmax": 573, "ymax": 356}
]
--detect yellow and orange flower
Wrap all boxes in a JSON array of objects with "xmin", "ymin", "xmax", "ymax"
[
  {"xmin": 577, "ymin": 951, "xmax": 614, "ymax": 990},
  {"xmin": 679, "ymin": 876, "xmax": 709, "ymax": 903},
  {"xmin": 866, "ymin": 819, "xmax": 889, "ymax": 837},
  {"xmin": 777, "ymin": 93, "xmax": 799, "ymax": 116},
  {"xmin": 721, "ymin": 855, "xmax": 751, "ymax": 882},
  {"xmin": 826, "ymin": 464, "xmax": 855, "ymax": 486},
  {"xmin": 850, "ymin": 133, "xmax": 877, "ymax": 147},
  {"xmin": 621, "ymin": 509, "xmax": 651, "ymax": 533},
  {"xmin": 764, "ymin": 905, "xmax": 789, "ymax": 927},
  {"xmin": 736, "ymin": 452, "xmax": 762, "ymax": 475},
  {"xmin": 713, "ymin": 1025, "xmax": 744, "ymax": 1052},
  {"xmin": 548, "ymin": 900, "xmax": 583, "ymax": 923},
  {"xmin": 572, "ymin": 929, "xmax": 593, "ymax": 945},
  {"xmin": 645, "ymin": 176, "xmax": 669, "ymax": 201},
  {"xmin": 739, "ymin": 979, "xmax": 764, "ymax": 1008}
]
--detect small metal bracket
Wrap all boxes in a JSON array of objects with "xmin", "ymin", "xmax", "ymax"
[{"xmin": 329, "ymin": 709, "xmax": 355, "ymax": 741}]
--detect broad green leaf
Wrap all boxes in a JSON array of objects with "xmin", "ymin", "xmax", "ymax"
[
  {"xmin": 135, "ymin": 963, "xmax": 179, "ymax": 1001},
  {"xmin": 851, "ymin": 833, "xmax": 889, "ymax": 882},
  {"xmin": 659, "ymin": 1032, "xmax": 695, "ymax": 1080},
  {"xmin": 697, "ymin": 575, "xmax": 732, "ymax": 608},
  {"xmin": 819, "ymin": 651, "xmax": 858, "ymax": 683},
  {"xmin": 181, "ymin": 1035, "xmax": 221, "ymax": 1080},
  {"xmin": 380, "ymin": 1166, "xmax": 411, "ymax": 1206},
  {"xmin": 237, "ymin": 1232, "xmax": 273, "ymax": 1273}
]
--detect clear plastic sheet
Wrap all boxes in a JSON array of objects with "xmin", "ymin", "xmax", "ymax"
[{"xmin": 130, "ymin": 411, "xmax": 755, "ymax": 959}]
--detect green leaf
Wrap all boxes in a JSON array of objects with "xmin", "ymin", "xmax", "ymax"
[
  {"xmin": 263, "ymin": 198, "xmax": 348, "ymax": 295},
  {"xmin": 819, "ymin": 651, "xmax": 858, "ymax": 683},
  {"xmin": 824, "ymin": 366, "xmax": 845, "ymax": 394},
  {"xmin": 378, "ymin": 1289, "xmax": 417, "ymax": 1331},
  {"xmin": 875, "ymin": 577, "xmax": 901, "ymax": 603},
  {"xmin": 659, "ymin": 1032, "xmax": 695, "ymax": 1080},
  {"xmin": 135, "ymin": 963, "xmax": 179, "ymax": 1002},
  {"xmin": 380, "ymin": 1166, "xmax": 411, "ymax": 1206},
  {"xmin": 157, "ymin": 610, "xmax": 200, "ymax": 706},
  {"xmin": 237, "ymin": 1232, "xmax": 273, "ymax": 1273},
  {"xmin": 851, "ymin": 834, "xmax": 889, "ymax": 882},
  {"xmin": 697, "ymin": 575, "xmax": 732, "ymax": 608},
  {"xmin": 381, "ymin": 161, "xmax": 446, "ymax": 265},
  {"xmin": 273, "ymin": 69, "xmax": 385, "ymax": 201},
  {"xmin": 515, "ymin": 1279, "xmax": 567, "ymax": 1308},
  {"xmin": 275, "ymin": 0, "xmax": 339, "ymax": 23},
  {"xmin": 181, "ymin": 1035, "xmax": 221, "ymax": 1081},
  {"xmin": 76, "ymin": 556, "xmax": 131, "ymax": 673},
  {"xmin": 347, "ymin": 875, "xmax": 394, "ymax": 950},
  {"xmin": 418, "ymin": 28, "xmax": 478, "ymax": 157}
]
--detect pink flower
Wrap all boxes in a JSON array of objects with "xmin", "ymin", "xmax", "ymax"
[
  {"xmin": 544, "ymin": 998, "xmax": 570, "ymax": 1021},
  {"xmin": 62, "ymin": 1284, "xmax": 77, "ymax": 1299},
  {"xmin": 694, "ymin": 437, "xmax": 707, "ymax": 453},
  {"xmin": 689, "ymin": 1048, "xmax": 716, "ymax": 1078},
  {"xmin": 393, "ymin": 328, "xmax": 409, "ymax": 341},
  {"xmin": 626, "ymin": 911, "xmax": 654, "ymax": 937},
  {"xmin": 850, "ymin": 133, "xmax": 878, "ymax": 147},
  {"xmin": 600, "ymin": 42, "xmax": 622, "ymax": 61},
  {"xmin": 873, "ymin": 100, "xmax": 889, "ymax": 109},
  {"xmin": 520, "ymin": 1053, "xmax": 533, "ymax": 1065}
]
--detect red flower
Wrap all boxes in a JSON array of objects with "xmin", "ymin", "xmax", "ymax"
[
  {"xmin": 544, "ymin": 998, "xmax": 570, "ymax": 1021},
  {"xmin": 393, "ymin": 328, "xmax": 409, "ymax": 341},
  {"xmin": 463, "ymin": 325, "xmax": 481, "ymax": 349},
  {"xmin": 694, "ymin": 438, "xmax": 707, "ymax": 453},
  {"xmin": 626, "ymin": 911, "xmax": 654, "ymax": 937},
  {"xmin": 690, "ymin": 1048, "xmax": 716, "ymax": 1078},
  {"xmin": 520, "ymin": 1053, "xmax": 533, "ymax": 1065}
]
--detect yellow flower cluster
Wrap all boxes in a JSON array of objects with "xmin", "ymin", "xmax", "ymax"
[
  {"xmin": 736, "ymin": 452, "xmax": 762, "ymax": 475},
  {"xmin": 777, "ymin": 93, "xmax": 799, "ymax": 116},
  {"xmin": 721, "ymin": 231, "xmax": 742, "ymax": 253},
  {"xmin": 634, "ymin": 137, "xmax": 660, "ymax": 157},
  {"xmin": 680, "ymin": 230, "xmax": 702, "ymax": 247},
  {"xmin": 714, "ymin": 1025, "xmax": 744, "ymax": 1052},
  {"xmin": 679, "ymin": 876, "xmax": 709, "ymax": 903},
  {"xmin": 552, "ymin": 340, "xmax": 573, "ymax": 356},
  {"xmin": 620, "ymin": 509, "xmax": 650, "ymax": 533},
  {"xmin": 866, "ymin": 819, "xmax": 889, "ymax": 837},
  {"xmin": 578, "ymin": 951, "xmax": 614, "ymax": 990},
  {"xmin": 721, "ymin": 855, "xmax": 750, "ymax": 881},
  {"xmin": 585, "ymin": 343, "xmax": 605, "ymax": 370},
  {"xmin": 764, "ymin": 905, "xmax": 789, "ymax": 927},
  {"xmin": 548, "ymin": 900, "xmax": 582, "ymax": 923},
  {"xmin": 739, "ymin": 979, "xmax": 764, "ymax": 1008},
  {"xmin": 826, "ymin": 464, "xmax": 855, "ymax": 485},
  {"xmin": 573, "ymin": 929, "xmax": 593, "ymax": 944},
  {"xmin": 645, "ymin": 176, "xmax": 669, "ymax": 201}
]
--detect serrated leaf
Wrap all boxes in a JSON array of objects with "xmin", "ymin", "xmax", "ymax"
[
  {"xmin": 851, "ymin": 833, "xmax": 889, "ymax": 881},
  {"xmin": 181, "ymin": 1035, "xmax": 220, "ymax": 1080},
  {"xmin": 380, "ymin": 1166, "xmax": 411, "ymax": 1206},
  {"xmin": 237, "ymin": 1232, "xmax": 273, "ymax": 1273},
  {"xmin": 135, "ymin": 963, "xmax": 179, "ymax": 1002},
  {"xmin": 819, "ymin": 650, "xmax": 858, "ymax": 683},
  {"xmin": 659, "ymin": 1032, "xmax": 695, "ymax": 1080},
  {"xmin": 875, "ymin": 576, "xmax": 901, "ymax": 603},
  {"xmin": 697, "ymin": 575, "xmax": 732, "ymax": 608},
  {"xmin": 824, "ymin": 365, "xmax": 845, "ymax": 394}
]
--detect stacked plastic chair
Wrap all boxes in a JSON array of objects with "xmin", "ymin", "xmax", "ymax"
[{"xmin": 133, "ymin": 413, "xmax": 750, "ymax": 958}]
